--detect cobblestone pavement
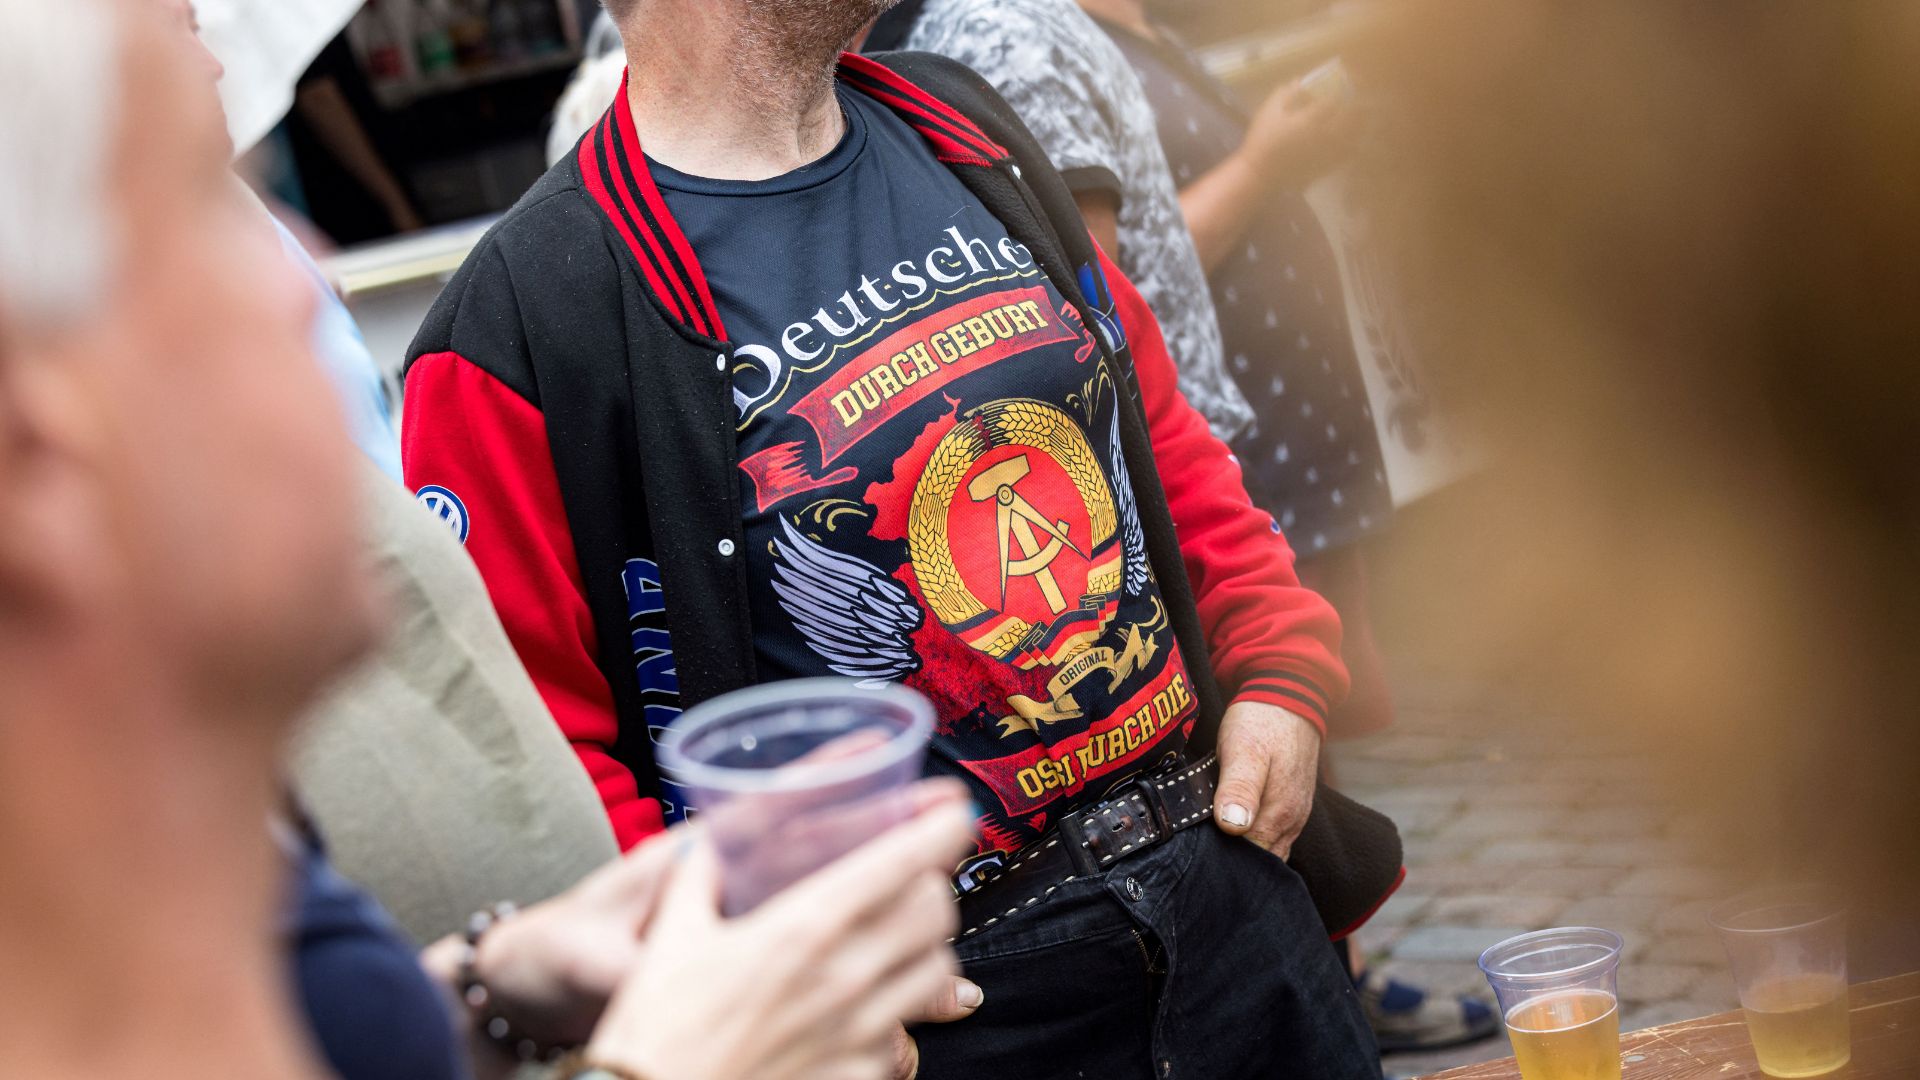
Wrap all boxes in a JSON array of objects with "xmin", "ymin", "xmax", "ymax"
[{"xmin": 1328, "ymin": 670, "xmax": 1740, "ymax": 1077}]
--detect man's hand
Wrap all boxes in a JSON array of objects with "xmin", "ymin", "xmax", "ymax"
[
  {"xmin": 1212, "ymin": 701, "xmax": 1324, "ymax": 859},
  {"xmin": 889, "ymin": 975, "xmax": 985, "ymax": 1079}
]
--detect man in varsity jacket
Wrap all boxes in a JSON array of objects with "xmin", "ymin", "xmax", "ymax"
[{"xmin": 403, "ymin": 0, "xmax": 1392, "ymax": 1075}]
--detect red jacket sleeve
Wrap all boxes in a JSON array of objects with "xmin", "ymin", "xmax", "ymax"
[
  {"xmin": 1100, "ymin": 248, "xmax": 1349, "ymax": 730},
  {"xmin": 402, "ymin": 352, "xmax": 665, "ymax": 848}
]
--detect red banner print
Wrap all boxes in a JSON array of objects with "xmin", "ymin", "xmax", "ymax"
[
  {"xmin": 958, "ymin": 661, "xmax": 1198, "ymax": 819},
  {"xmin": 738, "ymin": 440, "xmax": 860, "ymax": 514},
  {"xmin": 789, "ymin": 286, "xmax": 1079, "ymax": 466}
]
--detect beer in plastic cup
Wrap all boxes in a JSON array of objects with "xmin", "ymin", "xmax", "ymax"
[
  {"xmin": 1479, "ymin": 927, "xmax": 1626, "ymax": 1080},
  {"xmin": 658, "ymin": 678, "xmax": 934, "ymax": 915},
  {"xmin": 1711, "ymin": 885, "xmax": 1851, "ymax": 1078}
]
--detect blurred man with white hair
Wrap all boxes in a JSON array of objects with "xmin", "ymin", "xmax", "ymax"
[
  {"xmin": 161, "ymin": 0, "xmax": 626, "ymax": 948},
  {"xmin": 0, "ymin": 2, "xmax": 376, "ymax": 1075},
  {"xmin": 0, "ymin": 5, "xmax": 978, "ymax": 1080}
]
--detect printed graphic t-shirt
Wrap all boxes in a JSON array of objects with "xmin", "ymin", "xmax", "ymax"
[{"xmin": 653, "ymin": 89, "xmax": 1200, "ymax": 857}]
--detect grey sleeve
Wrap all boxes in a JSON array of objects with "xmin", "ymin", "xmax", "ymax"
[{"xmin": 1059, "ymin": 164, "xmax": 1124, "ymax": 201}]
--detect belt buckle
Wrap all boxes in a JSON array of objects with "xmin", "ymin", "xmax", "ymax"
[
  {"xmin": 1061, "ymin": 771, "xmax": 1171, "ymax": 874},
  {"xmin": 1122, "ymin": 767, "xmax": 1176, "ymax": 835}
]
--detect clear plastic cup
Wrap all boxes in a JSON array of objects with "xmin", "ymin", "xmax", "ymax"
[
  {"xmin": 1710, "ymin": 885, "xmax": 1851, "ymax": 1078},
  {"xmin": 657, "ymin": 678, "xmax": 934, "ymax": 915},
  {"xmin": 1478, "ymin": 927, "xmax": 1626, "ymax": 1080}
]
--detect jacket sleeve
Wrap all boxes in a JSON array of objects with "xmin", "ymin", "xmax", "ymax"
[
  {"xmin": 1101, "ymin": 247, "xmax": 1350, "ymax": 730},
  {"xmin": 402, "ymin": 351, "xmax": 665, "ymax": 848}
]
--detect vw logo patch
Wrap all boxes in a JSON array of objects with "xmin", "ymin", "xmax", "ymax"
[{"xmin": 415, "ymin": 485, "xmax": 470, "ymax": 545}]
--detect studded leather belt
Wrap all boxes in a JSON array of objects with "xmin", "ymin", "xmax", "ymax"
[{"xmin": 951, "ymin": 753, "xmax": 1220, "ymax": 941}]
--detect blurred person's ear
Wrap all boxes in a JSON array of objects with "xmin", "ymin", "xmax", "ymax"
[{"xmin": 0, "ymin": 333, "xmax": 119, "ymax": 618}]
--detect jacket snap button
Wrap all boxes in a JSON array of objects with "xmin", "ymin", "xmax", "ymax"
[
  {"xmin": 717, "ymin": 539, "xmax": 736, "ymax": 557},
  {"xmin": 715, "ymin": 353, "xmax": 728, "ymax": 372},
  {"xmin": 1124, "ymin": 877, "xmax": 1144, "ymax": 902},
  {"xmin": 1010, "ymin": 163, "xmax": 1024, "ymax": 180}
]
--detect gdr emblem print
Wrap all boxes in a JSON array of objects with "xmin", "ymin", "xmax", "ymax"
[
  {"xmin": 415, "ymin": 485, "xmax": 470, "ymax": 545},
  {"xmin": 908, "ymin": 398, "xmax": 1123, "ymax": 672}
]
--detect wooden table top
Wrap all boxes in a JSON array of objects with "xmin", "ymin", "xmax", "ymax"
[{"xmin": 1423, "ymin": 972, "xmax": 1920, "ymax": 1079}]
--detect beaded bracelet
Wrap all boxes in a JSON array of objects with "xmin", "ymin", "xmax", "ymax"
[{"xmin": 455, "ymin": 901, "xmax": 569, "ymax": 1064}]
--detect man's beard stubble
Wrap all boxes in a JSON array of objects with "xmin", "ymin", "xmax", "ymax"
[{"xmin": 736, "ymin": 0, "xmax": 901, "ymax": 70}]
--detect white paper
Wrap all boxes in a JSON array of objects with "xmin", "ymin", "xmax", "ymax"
[
  {"xmin": 1307, "ymin": 169, "xmax": 1480, "ymax": 507},
  {"xmin": 197, "ymin": 0, "xmax": 366, "ymax": 155}
]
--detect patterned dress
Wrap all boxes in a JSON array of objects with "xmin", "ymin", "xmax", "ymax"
[
  {"xmin": 1101, "ymin": 19, "xmax": 1393, "ymax": 553},
  {"xmin": 904, "ymin": 0, "xmax": 1257, "ymax": 442}
]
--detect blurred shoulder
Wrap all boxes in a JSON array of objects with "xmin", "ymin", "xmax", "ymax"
[{"xmin": 548, "ymin": 50, "xmax": 628, "ymax": 166}]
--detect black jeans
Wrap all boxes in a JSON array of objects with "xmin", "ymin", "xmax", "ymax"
[{"xmin": 914, "ymin": 824, "xmax": 1382, "ymax": 1080}]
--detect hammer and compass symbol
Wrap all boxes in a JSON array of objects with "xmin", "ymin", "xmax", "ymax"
[{"xmin": 968, "ymin": 454, "xmax": 1085, "ymax": 615}]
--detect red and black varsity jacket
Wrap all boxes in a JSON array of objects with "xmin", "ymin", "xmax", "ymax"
[{"xmin": 401, "ymin": 53, "xmax": 1400, "ymax": 933}]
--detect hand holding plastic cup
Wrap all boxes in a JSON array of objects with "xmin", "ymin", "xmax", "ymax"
[
  {"xmin": 658, "ymin": 679, "xmax": 937, "ymax": 915},
  {"xmin": 1479, "ymin": 928, "xmax": 1625, "ymax": 1080},
  {"xmin": 1711, "ymin": 885, "xmax": 1851, "ymax": 1078}
]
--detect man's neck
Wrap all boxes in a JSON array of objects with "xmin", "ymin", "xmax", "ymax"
[
  {"xmin": 620, "ymin": 5, "xmax": 851, "ymax": 181},
  {"xmin": 1077, "ymin": 0, "xmax": 1156, "ymax": 40},
  {"xmin": 0, "ymin": 644, "xmax": 321, "ymax": 1079}
]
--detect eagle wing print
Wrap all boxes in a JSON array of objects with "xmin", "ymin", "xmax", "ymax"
[
  {"xmin": 1108, "ymin": 408, "xmax": 1151, "ymax": 595},
  {"xmin": 772, "ymin": 517, "xmax": 924, "ymax": 685}
]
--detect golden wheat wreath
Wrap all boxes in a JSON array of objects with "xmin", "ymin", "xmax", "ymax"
[{"xmin": 908, "ymin": 399, "xmax": 1118, "ymax": 661}]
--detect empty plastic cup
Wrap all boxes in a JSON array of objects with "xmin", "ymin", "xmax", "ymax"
[
  {"xmin": 657, "ymin": 678, "xmax": 935, "ymax": 914},
  {"xmin": 1711, "ymin": 885, "xmax": 1851, "ymax": 1078},
  {"xmin": 1479, "ymin": 927, "xmax": 1626, "ymax": 1080}
]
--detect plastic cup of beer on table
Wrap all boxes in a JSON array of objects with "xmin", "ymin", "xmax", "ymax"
[
  {"xmin": 1478, "ymin": 927, "xmax": 1626, "ymax": 1080},
  {"xmin": 658, "ymin": 678, "xmax": 935, "ymax": 915},
  {"xmin": 1710, "ymin": 885, "xmax": 1851, "ymax": 1078}
]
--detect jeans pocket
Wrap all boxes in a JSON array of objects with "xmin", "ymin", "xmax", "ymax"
[
  {"xmin": 1148, "ymin": 826, "xmax": 1383, "ymax": 1078},
  {"xmin": 916, "ymin": 892, "xmax": 1163, "ymax": 1080}
]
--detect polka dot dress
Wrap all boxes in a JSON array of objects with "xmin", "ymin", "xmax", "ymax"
[{"xmin": 1100, "ymin": 19, "xmax": 1394, "ymax": 554}]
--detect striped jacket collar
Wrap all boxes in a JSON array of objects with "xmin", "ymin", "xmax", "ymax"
[{"xmin": 576, "ymin": 53, "xmax": 1012, "ymax": 341}]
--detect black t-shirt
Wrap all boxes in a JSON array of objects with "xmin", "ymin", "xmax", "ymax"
[
  {"xmin": 1100, "ymin": 20, "xmax": 1393, "ymax": 553},
  {"xmin": 653, "ymin": 90, "xmax": 1200, "ymax": 856}
]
